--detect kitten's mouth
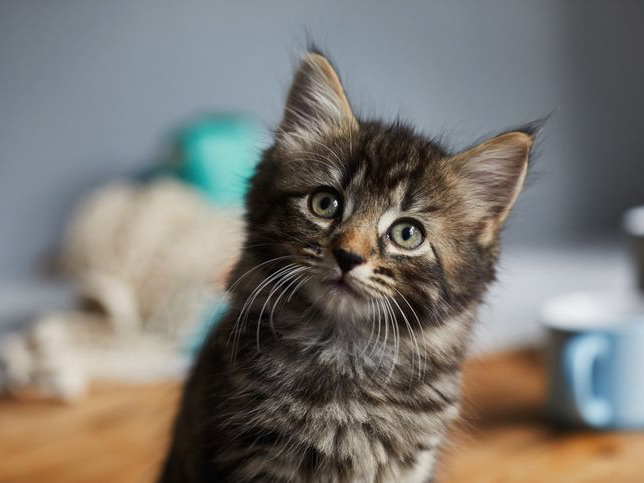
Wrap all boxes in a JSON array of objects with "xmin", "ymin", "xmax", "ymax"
[{"xmin": 322, "ymin": 276, "xmax": 364, "ymax": 298}]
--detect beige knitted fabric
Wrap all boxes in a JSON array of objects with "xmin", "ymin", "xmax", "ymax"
[{"xmin": 1, "ymin": 178, "xmax": 243, "ymax": 400}]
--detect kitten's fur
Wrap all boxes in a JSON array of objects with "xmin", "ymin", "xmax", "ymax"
[{"xmin": 161, "ymin": 52, "xmax": 535, "ymax": 483}]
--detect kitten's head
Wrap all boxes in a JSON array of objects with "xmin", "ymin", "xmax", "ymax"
[{"xmin": 245, "ymin": 52, "xmax": 534, "ymax": 326}]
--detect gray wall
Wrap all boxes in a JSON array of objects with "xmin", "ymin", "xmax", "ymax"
[{"xmin": 1, "ymin": 0, "xmax": 643, "ymax": 278}]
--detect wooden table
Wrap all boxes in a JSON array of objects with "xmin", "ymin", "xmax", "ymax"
[{"xmin": 0, "ymin": 350, "xmax": 642, "ymax": 482}]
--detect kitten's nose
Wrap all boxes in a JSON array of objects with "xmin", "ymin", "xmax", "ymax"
[{"xmin": 333, "ymin": 248, "xmax": 365, "ymax": 273}]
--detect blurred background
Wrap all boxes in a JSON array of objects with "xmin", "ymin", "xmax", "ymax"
[
  {"xmin": 1, "ymin": 2, "xmax": 644, "ymax": 482},
  {"xmin": 2, "ymin": 0, "xmax": 643, "ymax": 351}
]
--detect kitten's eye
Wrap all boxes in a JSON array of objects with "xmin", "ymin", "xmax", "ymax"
[
  {"xmin": 309, "ymin": 190, "xmax": 341, "ymax": 219},
  {"xmin": 388, "ymin": 220, "xmax": 424, "ymax": 249}
]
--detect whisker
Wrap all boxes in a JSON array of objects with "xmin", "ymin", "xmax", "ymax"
[
  {"xmin": 268, "ymin": 270, "xmax": 309, "ymax": 334},
  {"xmin": 256, "ymin": 267, "xmax": 306, "ymax": 350},
  {"xmin": 372, "ymin": 298, "xmax": 383, "ymax": 360},
  {"xmin": 287, "ymin": 275, "xmax": 311, "ymax": 303},
  {"xmin": 350, "ymin": 277, "xmax": 393, "ymax": 299},
  {"xmin": 392, "ymin": 287, "xmax": 427, "ymax": 380},
  {"xmin": 230, "ymin": 263, "xmax": 300, "ymax": 361},
  {"xmin": 377, "ymin": 296, "xmax": 391, "ymax": 370},
  {"xmin": 227, "ymin": 256, "xmax": 298, "ymax": 292},
  {"xmin": 382, "ymin": 297, "xmax": 399, "ymax": 380},
  {"xmin": 388, "ymin": 293, "xmax": 422, "ymax": 383},
  {"xmin": 239, "ymin": 263, "xmax": 298, "ymax": 330},
  {"xmin": 220, "ymin": 255, "xmax": 298, "ymax": 343},
  {"xmin": 361, "ymin": 298, "xmax": 377, "ymax": 357}
]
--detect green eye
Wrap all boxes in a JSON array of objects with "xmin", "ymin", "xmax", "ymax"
[
  {"xmin": 309, "ymin": 190, "xmax": 341, "ymax": 218},
  {"xmin": 388, "ymin": 220, "xmax": 424, "ymax": 249}
]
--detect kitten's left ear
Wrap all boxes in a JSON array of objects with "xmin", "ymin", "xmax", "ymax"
[
  {"xmin": 278, "ymin": 52, "xmax": 357, "ymax": 146},
  {"xmin": 451, "ymin": 131, "xmax": 534, "ymax": 245}
]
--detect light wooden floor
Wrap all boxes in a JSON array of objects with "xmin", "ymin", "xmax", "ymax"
[{"xmin": 1, "ymin": 350, "xmax": 643, "ymax": 482}]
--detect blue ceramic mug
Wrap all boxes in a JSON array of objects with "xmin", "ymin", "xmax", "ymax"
[{"xmin": 542, "ymin": 290, "xmax": 644, "ymax": 429}]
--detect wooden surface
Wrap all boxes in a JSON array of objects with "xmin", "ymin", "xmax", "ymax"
[
  {"xmin": 1, "ymin": 350, "xmax": 643, "ymax": 482},
  {"xmin": 438, "ymin": 351, "xmax": 644, "ymax": 483}
]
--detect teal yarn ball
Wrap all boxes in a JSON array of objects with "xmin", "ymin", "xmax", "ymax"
[{"xmin": 178, "ymin": 115, "xmax": 263, "ymax": 205}]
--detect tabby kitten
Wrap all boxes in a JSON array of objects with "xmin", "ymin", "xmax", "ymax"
[{"xmin": 160, "ymin": 51, "xmax": 535, "ymax": 483}]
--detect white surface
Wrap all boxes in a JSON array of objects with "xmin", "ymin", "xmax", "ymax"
[
  {"xmin": 541, "ymin": 289, "xmax": 644, "ymax": 330},
  {"xmin": 472, "ymin": 243, "xmax": 636, "ymax": 353}
]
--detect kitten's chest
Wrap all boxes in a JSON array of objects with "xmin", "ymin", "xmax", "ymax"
[
  {"xmin": 272, "ymin": 375, "xmax": 459, "ymax": 483},
  {"xmin": 217, "ymin": 318, "xmax": 464, "ymax": 481}
]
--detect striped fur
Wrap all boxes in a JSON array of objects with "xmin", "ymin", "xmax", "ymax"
[{"xmin": 160, "ymin": 52, "xmax": 534, "ymax": 483}]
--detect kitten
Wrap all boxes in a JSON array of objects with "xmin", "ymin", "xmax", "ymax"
[{"xmin": 160, "ymin": 51, "xmax": 535, "ymax": 483}]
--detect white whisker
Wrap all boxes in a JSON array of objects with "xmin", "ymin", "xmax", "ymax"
[
  {"xmin": 361, "ymin": 298, "xmax": 377, "ymax": 357},
  {"xmin": 382, "ymin": 297, "xmax": 399, "ymax": 380},
  {"xmin": 287, "ymin": 275, "xmax": 311, "ymax": 303},
  {"xmin": 266, "ymin": 269, "xmax": 309, "ymax": 338},
  {"xmin": 230, "ymin": 263, "xmax": 299, "ymax": 361},
  {"xmin": 393, "ymin": 287, "xmax": 427, "ymax": 379},
  {"xmin": 388, "ymin": 294, "xmax": 421, "ymax": 383},
  {"xmin": 224, "ymin": 256, "xmax": 299, "ymax": 345},
  {"xmin": 255, "ymin": 267, "xmax": 306, "ymax": 350}
]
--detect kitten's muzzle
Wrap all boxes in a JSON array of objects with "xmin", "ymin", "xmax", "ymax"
[{"xmin": 333, "ymin": 248, "xmax": 365, "ymax": 273}]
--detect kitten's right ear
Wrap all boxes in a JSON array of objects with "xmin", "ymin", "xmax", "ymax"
[
  {"xmin": 450, "ymin": 130, "xmax": 534, "ymax": 246},
  {"xmin": 277, "ymin": 53, "xmax": 357, "ymax": 147}
]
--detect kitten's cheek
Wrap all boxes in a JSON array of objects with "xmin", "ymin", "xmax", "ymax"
[{"xmin": 282, "ymin": 243, "xmax": 307, "ymax": 258}]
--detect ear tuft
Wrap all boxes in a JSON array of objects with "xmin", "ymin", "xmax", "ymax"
[
  {"xmin": 452, "ymin": 131, "xmax": 534, "ymax": 245},
  {"xmin": 278, "ymin": 53, "xmax": 356, "ymax": 147}
]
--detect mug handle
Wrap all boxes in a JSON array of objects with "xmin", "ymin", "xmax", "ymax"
[{"xmin": 564, "ymin": 334, "xmax": 612, "ymax": 427}]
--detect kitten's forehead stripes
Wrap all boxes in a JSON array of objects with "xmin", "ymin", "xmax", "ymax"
[
  {"xmin": 401, "ymin": 177, "xmax": 425, "ymax": 212},
  {"xmin": 338, "ymin": 128, "xmax": 441, "ymax": 215}
]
